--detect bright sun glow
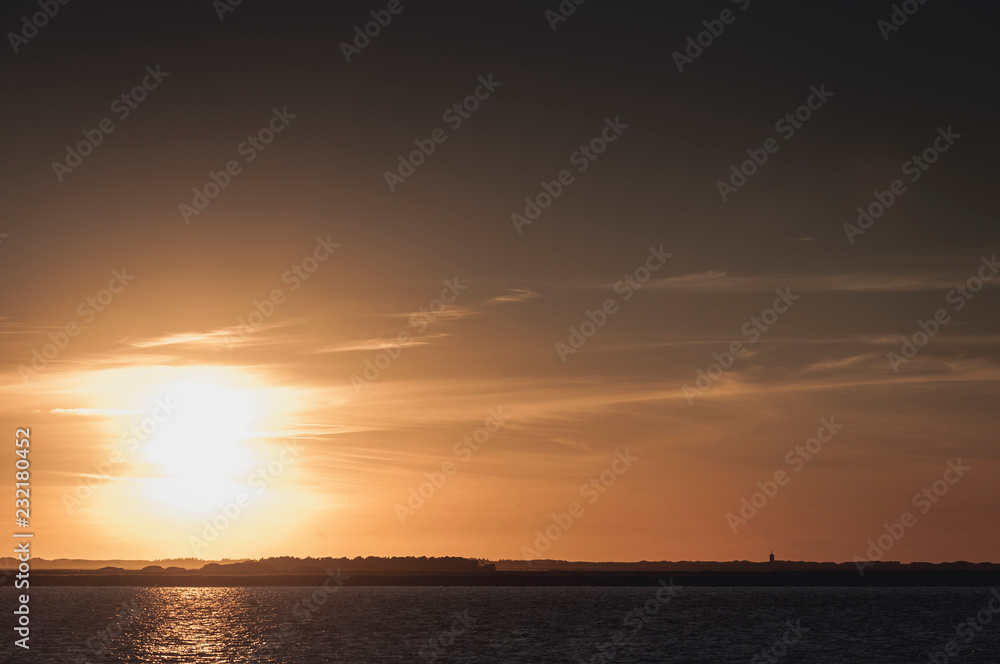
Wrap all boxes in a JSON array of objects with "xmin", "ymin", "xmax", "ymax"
[{"xmin": 138, "ymin": 370, "xmax": 265, "ymax": 513}]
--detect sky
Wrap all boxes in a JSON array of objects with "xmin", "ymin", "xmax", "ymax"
[{"xmin": 1, "ymin": 0, "xmax": 998, "ymax": 563}]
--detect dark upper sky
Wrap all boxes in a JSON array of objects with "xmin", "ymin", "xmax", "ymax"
[
  {"xmin": 3, "ymin": 1, "xmax": 998, "ymax": 276},
  {"xmin": 1, "ymin": 0, "xmax": 998, "ymax": 561}
]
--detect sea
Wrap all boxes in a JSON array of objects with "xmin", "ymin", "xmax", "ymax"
[{"xmin": 2, "ymin": 586, "xmax": 999, "ymax": 662}]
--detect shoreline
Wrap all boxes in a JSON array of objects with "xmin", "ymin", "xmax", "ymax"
[{"xmin": 7, "ymin": 569, "xmax": 1000, "ymax": 587}]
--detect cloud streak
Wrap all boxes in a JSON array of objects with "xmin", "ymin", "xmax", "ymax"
[{"xmin": 599, "ymin": 269, "xmax": 999, "ymax": 293}]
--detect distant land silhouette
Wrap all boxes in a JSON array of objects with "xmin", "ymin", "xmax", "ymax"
[{"xmin": 4, "ymin": 557, "xmax": 1000, "ymax": 587}]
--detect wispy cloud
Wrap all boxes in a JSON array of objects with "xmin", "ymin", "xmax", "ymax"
[
  {"xmin": 48, "ymin": 407, "xmax": 141, "ymax": 416},
  {"xmin": 487, "ymin": 289, "xmax": 541, "ymax": 304},
  {"xmin": 632, "ymin": 270, "xmax": 996, "ymax": 293},
  {"xmin": 308, "ymin": 333, "xmax": 449, "ymax": 354},
  {"xmin": 121, "ymin": 319, "xmax": 306, "ymax": 350},
  {"xmin": 0, "ymin": 319, "xmax": 63, "ymax": 336},
  {"xmin": 124, "ymin": 330, "xmax": 238, "ymax": 349},
  {"xmin": 301, "ymin": 290, "xmax": 540, "ymax": 355},
  {"xmin": 382, "ymin": 288, "xmax": 542, "ymax": 322}
]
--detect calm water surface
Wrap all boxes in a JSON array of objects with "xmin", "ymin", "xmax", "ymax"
[{"xmin": 2, "ymin": 586, "xmax": 999, "ymax": 662}]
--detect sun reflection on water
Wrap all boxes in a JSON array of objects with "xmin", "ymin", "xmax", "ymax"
[{"xmin": 125, "ymin": 588, "xmax": 285, "ymax": 663}]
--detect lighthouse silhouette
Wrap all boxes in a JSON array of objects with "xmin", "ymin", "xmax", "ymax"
[{"xmin": 769, "ymin": 550, "xmax": 775, "ymax": 563}]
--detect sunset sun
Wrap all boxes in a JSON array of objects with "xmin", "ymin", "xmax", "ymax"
[{"xmin": 138, "ymin": 371, "xmax": 263, "ymax": 513}]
